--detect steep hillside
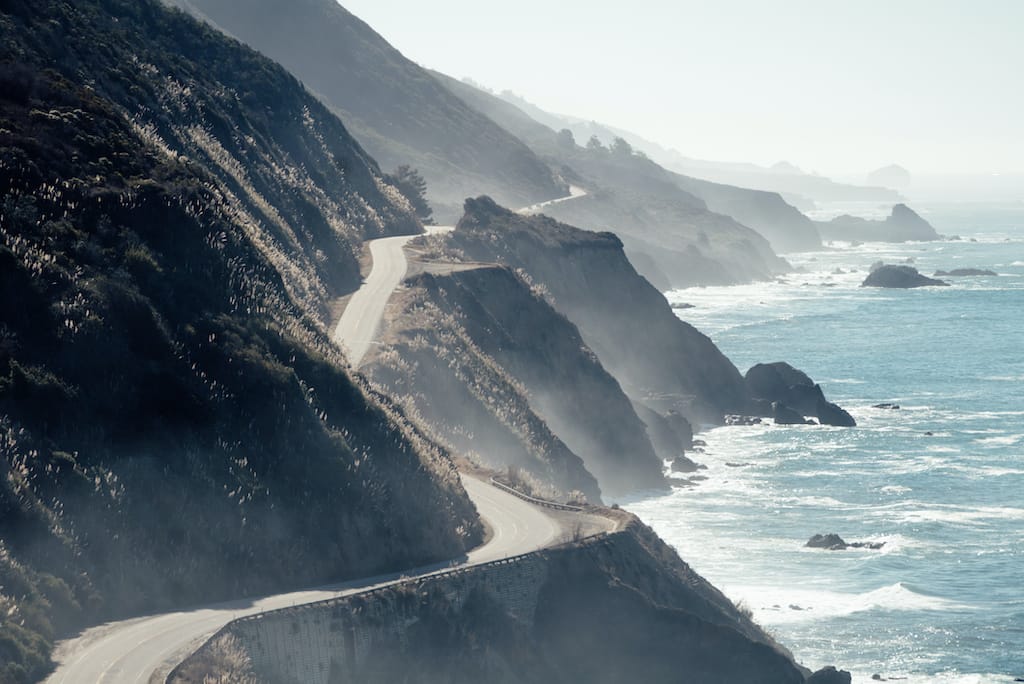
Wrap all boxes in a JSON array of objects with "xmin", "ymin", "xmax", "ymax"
[
  {"xmin": 442, "ymin": 198, "xmax": 751, "ymax": 424},
  {"xmin": 0, "ymin": 2, "xmax": 482, "ymax": 681},
  {"xmin": 368, "ymin": 267, "xmax": 667, "ymax": 500},
  {"xmin": 433, "ymin": 74, "xmax": 802, "ymax": 282},
  {"xmin": 187, "ymin": 519, "xmax": 821, "ymax": 684},
  {"xmin": 166, "ymin": 0, "xmax": 568, "ymax": 221},
  {"xmin": 366, "ymin": 272, "xmax": 600, "ymax": 502},
  {"xmin": 671, "ymin": 173, "xmax": 822, "ymax": 253}
]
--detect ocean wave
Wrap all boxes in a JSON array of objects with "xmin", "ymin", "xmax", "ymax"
[
  {"xmin": 848, "ymin": 671, "xmax": 1019, "ymax": 684},
  {"xmin": 879, "ymin": 484, "xmax": 913, "ymax": 495},
  {"xmin": 740, "ymin": 581, "xmax": 969, "ymax": 626},
  {"xmin": 874, "ymin": 503, "xmax": 1024, "ymax": 527},
  {"xmin": 975, "ymin": 434, "xmax": 1023, "ymax": 446}
]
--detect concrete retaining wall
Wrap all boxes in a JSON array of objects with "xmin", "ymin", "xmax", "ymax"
[{"xmin": 174, "ymin": 534, "xmax": 612, "ymax": 684}]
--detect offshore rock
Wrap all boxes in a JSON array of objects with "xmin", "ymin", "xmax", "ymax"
[
  {"xmin": 670, "ymin": 455, "xmax": 701, "ymax": 474},
  {"xmin": 807, "ymin": 666, "xmax": 853, "ymax": 684},
  {"xmin": 817, "ymin": 398, "xmax": 856, "ymax": 428},
  {"xmin": 772, "ymin": 402, "xmax": 810, "ymax": 425},
  {"xmin": 745, "ymin": 362, "xmax": 856, "ymax": 427},
  {"xmin": 806, "ymin": 534, "xmax": 884, "ymax": 551},
  {"xmin": 862, "ymin": 265, "xmax": 949, "ymax": 288}
]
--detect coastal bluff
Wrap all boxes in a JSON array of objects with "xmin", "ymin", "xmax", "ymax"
[{"xmin": 170, "ymin": 521, "xmax": 825, "ymax": 684}]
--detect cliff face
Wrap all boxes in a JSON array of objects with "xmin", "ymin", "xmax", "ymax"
[
  {"xmin": 368, "ymin": 267, "xmax": 666, "ymax": 500},
  {"xmin": 430, "ymin": 74, "xmax": 792, "ymax": 287},
  {"xmin": 672, "ymin": 173, "xmax": 822, "ymax": 253},
  {"xmin": 0, "ymin": 2, "xmax": 481, "ymax": 680},
  {"xmin": 445, "ymin": 198, "xmax": 750, "ymax": 424},
  {"xmin": 181, "ymin": 520, "xmax": 807, "ymax": 684},
  {"xmin": 166, "ymin": 0, "xmax": 568, "ymax": 222},
  {"xmin": 365, "ymin": 271, "xmax": 600, "ymax": 502},
  {"xmin": 817, "ymin": 204, "xmax": 940, "ymax": 242}
]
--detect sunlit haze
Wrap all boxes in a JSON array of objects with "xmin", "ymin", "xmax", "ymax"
[{"xmin": 339, "ymin": 0, "xmax": 1024, "ymax": 176}]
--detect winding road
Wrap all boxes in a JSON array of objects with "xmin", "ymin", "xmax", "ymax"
[
  {"xmin": 332, "ymin": 225, "xmax": 452, "ymax": 366},
  {"xmin": 45, "ymin": 187, "xmax": 598, "ymax": 683},
  {"xmin": 44, "ymin": 476, "xmax": 575, "ymax": 684}
]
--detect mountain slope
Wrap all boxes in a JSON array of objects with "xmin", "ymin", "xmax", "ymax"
[
  {"xmin": 443, "ymin": 198, "xmax": 751, "ymax": 424},
  {"xmin": 368, "ymin": 267, "xmax": 667, "ymax": 500},
  {"xmin": 166, "ymin": 0, "xmax": 568, "ymax": 221},
  {"xmin": 0, "ymin": 2, "xmax": 482, "ymax": 680},
  {"xmin": 433, "ymin": 74, "xmax": 803, "ymax": 280},
  {"xmin": 494, "ymin": 89, "xmax": 900, "ymax": 206}
]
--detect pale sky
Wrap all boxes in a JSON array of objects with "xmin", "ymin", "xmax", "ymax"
[{"xmin": 339, "ymin": 0, "xmax": 1023, "ymax": 176}]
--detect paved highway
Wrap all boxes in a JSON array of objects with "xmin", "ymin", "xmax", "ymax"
[
  {"xmin": 332, "ymin": 225, "xmax": 452, "ymax": 366},
  {"xmin": 43, "ymin": 476, "xmax": 570, "ymax": 684},
  {"xmin": 46, "ymin": 191, "xmax": 597, "ymax": 683}
]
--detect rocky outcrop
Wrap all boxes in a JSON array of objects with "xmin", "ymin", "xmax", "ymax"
[
  {"xmin": 862, "ymin": 265, "xmax": 949, "ymax": 288},
  {"xmin": 807, "ymin": 665, "xmax": 854, "ymax": 684},
  {"xmin": 816, "ymin": 398, "xmax": 857, "ymax": 428},
  {"xmin": 934, "ymin": 268, "xmax": 997, "ymax": 276},
  {"xmin": 634, "ymin": 402, "xmax": 694, "ymax": 462},
  {"xmin": 745, "ymin": 363, "xmax": 856, "ymax": 427},
  {"xmin": 806, "ymin": 534, "xmax": 884, "ymax": 551},
  {"xmin": 671, "ymin": 455, "xmax": 702, "ymax": 474},
  {"xmin": 773, "ymin": 402, "xmax": 811, "ymax": 425},
  {"xmin": 818, "ymin": 204, "xmax": 939, "ymax": 243}
]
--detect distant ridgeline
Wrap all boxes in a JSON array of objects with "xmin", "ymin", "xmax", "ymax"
[{"xmin": 0, "ymin": 1, "xmax": 481, "ymax": 680}]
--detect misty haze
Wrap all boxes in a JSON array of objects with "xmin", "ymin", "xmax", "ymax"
[{"xmin": 1, "ymin": 1, "xmax": 1021, "ymax": 683}]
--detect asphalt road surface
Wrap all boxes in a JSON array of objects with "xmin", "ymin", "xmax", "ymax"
[{"xmin": 44, "ymin": 475, "xmax": 572, "ymax": 684}]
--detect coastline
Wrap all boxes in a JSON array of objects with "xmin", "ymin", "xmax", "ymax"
[{"xmin": 627, "ymin": 209, "xmax": 1024, "ymax": 682}]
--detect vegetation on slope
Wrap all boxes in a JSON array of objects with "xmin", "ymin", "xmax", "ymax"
[
  {"xmin": 167, "ymin": 0, "xmax": 568, "ymax": 221},
  {"xmin": 442, "ymin": 197, "xmax": 750, "ymax": 424},
  {"xmin": 367, "ymin": 271, "xmax": 601, "ymax": 502},
  {"xmin": 0, "ymin": 2, "xmax": 482, "ymax": 680},
  {"xmin": 369, "ymin": 266, "xmax": 668, "ymax": 500}
]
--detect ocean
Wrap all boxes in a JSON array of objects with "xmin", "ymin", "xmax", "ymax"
[{"xmin": 626, "ymin": 202, "xmax": 1024, "ymax": 683}]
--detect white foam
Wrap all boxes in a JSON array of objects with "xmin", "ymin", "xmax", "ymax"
[
  {"xmin": 847, "ymin": 671, "xmax": 1019, "ymax": 684},
  {"xmin": 879, "ymin": 504, "xmax": 1024, "ymax": 527},
  {"xmin": 975, "ymin": 434, "xmax": 1022, "ymax": 446},
  {"xmin": 736, "ymin": 582, "xmax": 969, "ymax": 626}
]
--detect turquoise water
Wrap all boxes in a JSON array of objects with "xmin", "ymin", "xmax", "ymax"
[{"xmin": 626, "ymin": 202, "xmax": 1024, "ymax": 683}]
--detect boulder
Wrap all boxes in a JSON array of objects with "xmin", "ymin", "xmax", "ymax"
[
  {"xmin": 670, "ymin": 455, "xmax": 701, "ymax": 474},
  {"xmin": 862, "ymin": 265, "xmax": 949, "ymax": 288},
  {"xmin": 807, "ymin": 666, "xmax": 853, "ymax": 684},
  {"xmin": 873, "ymin": 403, "xmax": 900, "ymax": 410},
  {"xmin": 933, "ymin": 268, "xmax": 997, "ymax": 276},
  {"xmin": 806, "ymin": 533, "xmax": 884, "ymax": 551},
  {"xmin": 725, "ymin": 414, "xmax": 762, "ymax": 426},
  {"xmin": 746, "ymin": 362, "xmax": 856, "ymax": 426},
  {"xmin": 772, "ymin": 402, "xmax": 809, "ymax": 425},
  {"xmin": 806, "ymin": 533, "xmax": 849, "ymax": 550},
  {"xmin": 817, "ymin": 398, "xmax": 856, "ymax": 427}
]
